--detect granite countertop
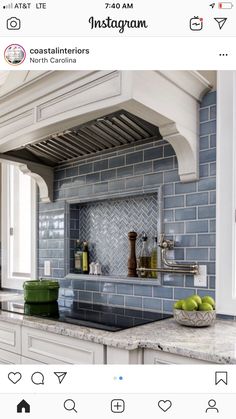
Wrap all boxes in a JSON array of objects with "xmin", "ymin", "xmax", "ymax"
[{"xmin": 0, "ymin": 308, "xmax": 236, "ymax": 364}]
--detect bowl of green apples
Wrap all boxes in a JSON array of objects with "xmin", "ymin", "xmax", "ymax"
[{"xmin": 173, "ymin": 295, "xmax": 216, "ymax": 327}]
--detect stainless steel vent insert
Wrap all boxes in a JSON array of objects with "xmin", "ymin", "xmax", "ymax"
[{"xmin": 11, "ymin": 110, "xmax": 161, "ymax": 165}]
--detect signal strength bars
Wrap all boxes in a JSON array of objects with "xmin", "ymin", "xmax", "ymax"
[{"xmin": 3, "ymin": 3, "xmax": 14, "ymax": 9}]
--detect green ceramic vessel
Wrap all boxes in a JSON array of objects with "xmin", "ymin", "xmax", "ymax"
[{"xmin": 23, "ymin": 280, "xmax": 59, "ymax": 303}]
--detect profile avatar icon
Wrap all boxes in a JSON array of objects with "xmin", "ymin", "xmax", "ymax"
[
  {"xmin": 4, "ymin": 44, "xmax": 26, "ymax": 65},
  {"xmin": 206, "ymin": 399, "xmax": 219, "ymax": 413}
]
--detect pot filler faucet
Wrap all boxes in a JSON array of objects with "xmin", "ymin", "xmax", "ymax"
[{"xmin": 137, "ymin": 234, "xmax": 199, "ymax": 276}]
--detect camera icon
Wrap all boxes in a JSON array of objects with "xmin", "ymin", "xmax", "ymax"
[{"xmin": 7, "ymin": 17, "xmax": 21, "ymax": 30}]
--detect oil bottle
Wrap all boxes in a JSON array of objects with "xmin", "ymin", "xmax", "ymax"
[
  {"xmin": 150, "ymin": 237, "xmax": 158, "ymax": 278},
  {"xmin": 74, "ymin": 240, "xmax": 83, "ymax": 273},
  {"xmin": 139, "ymin": 233, "xmax": 151, "ymax": 278},
  {"xmin": 82, "ymin": 241, "xmax": 89, "ymax": 274}
]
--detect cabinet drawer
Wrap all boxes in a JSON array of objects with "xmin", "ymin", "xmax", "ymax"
[
  {"xmin": 22, "ymin": 327, "xmax": 105, "ymax": 364},
  {"xmin": 0, "ymin": 348, "xmax": 21, "ymax": 364},
  {"xmin": 0, "ymin": 321, "xmax": 21, "ymax": 354},
  {"xmin": 144, "ymin": 349, "xmax": 212, "ymax": 364}
]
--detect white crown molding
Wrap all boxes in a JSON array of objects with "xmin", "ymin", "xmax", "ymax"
[
  {"xmin": 158, "ymin": 70, "xmax": 212, "ymax": 101},
  {"xmin": 0, "ymin": 70, "xmax": 212, "ymax": 200}
]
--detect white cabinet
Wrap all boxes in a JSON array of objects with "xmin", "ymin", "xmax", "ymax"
[
  {"xmin": 0, "ymin": 320, "xmax": 21, "ymax": 354},
  {"xmin": 144, "ymin": 349, "xmax": 212, "ymax": 364},
  {"xmin": 0, "ymin": 348, "xmax": 21, "ymax": 364},
  {"xmin": 0, "ymin": 320, "xmax": 21, "ymax": 364},
  {"xmin": 21, "ymin": 356, "xmax": 46, "ymax": 364},
  {"xmin": 106, "ymin": 347, "xmax": 143, "ymax": 364},
  {"xmin": 22, "ymin": 327, "xmax": 105, "ymax": 364},
  {"xmin": 0, "ymin": 319, "xmax": 215, "ymax": 365}
]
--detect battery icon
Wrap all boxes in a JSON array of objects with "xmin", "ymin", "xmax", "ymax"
[{"xmin": 219, "ymin": 2, "xmax": 234, "ymax": 8}]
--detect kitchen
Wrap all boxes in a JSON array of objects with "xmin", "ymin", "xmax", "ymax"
[{"xmin": 0, "ymin": 70, "xmax": 235, "ymax": 364}]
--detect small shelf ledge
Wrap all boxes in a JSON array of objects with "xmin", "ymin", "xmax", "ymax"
[{"xmin": 65, "ymin": 273, "xmax": 161, "ymax": 286}]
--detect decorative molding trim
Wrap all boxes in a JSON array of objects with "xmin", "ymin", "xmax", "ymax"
[
  {"xmin": 19, "ymin": 163, "xmax": 53, "ymax": 203},
  {"xmin": 159, "ymin": 122, "xmax": 198, "ymax": 182},
  {"xmin": 0, "ymin": 154, "xmax": 53, "ymax": 202},
  {"xmin": 37, "ymin": 71, "xmax": 121, "ymax": 121},
  {"xmin": 0, "ymin": 109, "xmax": 34, "ymax": 138},
  {"xmin": 158, "ymin": 70, "xmax": 212, "ymax": 101},
  {"xmin": 0, "ymin": 70, "xmax": 52, "ymax": 99}
]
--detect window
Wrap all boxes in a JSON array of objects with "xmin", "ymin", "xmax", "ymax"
[
  {"xmin": 216, "ymin": 71, "xmax": 236, "ymax": 315},
  {"xmin": 1, "ymin": 163, "xmax": 36, "ymax": 289}
]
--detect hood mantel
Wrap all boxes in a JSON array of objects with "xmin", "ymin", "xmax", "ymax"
[{"xmin": 0, "ymin": 70, "xmax": 212, "ymax": 202}]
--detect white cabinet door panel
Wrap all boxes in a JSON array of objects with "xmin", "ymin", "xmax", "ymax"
[
  {"xmin": 144, "ymin": 349, "xmax": 212, "ymax": 364},
  {"xmin": 22, "ymin": 327, "xmax": 105, "ymax": 364},
  {"xmin": 0, "ymin": 348, "xmax": 21, "ymax": 364},
  {"xmin": 0, "ymin": 321, "xmax": 21, "ymax": 354}
]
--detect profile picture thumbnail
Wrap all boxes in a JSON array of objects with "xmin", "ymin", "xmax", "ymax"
[{"xmin": 4, "ymin": 44, "xmax": 26, "ymax": 65}]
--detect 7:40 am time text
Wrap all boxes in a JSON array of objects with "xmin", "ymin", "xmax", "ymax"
[{"xmin": 105, "ymin": 3, "xmax": 134, "ymax": 8}]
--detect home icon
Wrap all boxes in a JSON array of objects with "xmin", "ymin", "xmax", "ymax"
[{"xmin": 17, "ymin": 399, "xmax": 30, "ymax": 413}]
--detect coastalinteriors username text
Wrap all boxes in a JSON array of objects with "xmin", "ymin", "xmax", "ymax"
[{"xmin": 29, "ymin": 47, "xmax": 90, "ymax": 63}]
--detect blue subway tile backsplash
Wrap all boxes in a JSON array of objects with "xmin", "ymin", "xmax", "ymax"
[
  {"xmin": 125, "ymin": 296, "xmax": 142, "ymax": 309},
  {"xmin": 38, "ymin": 91, "xmax": 217, "ymax": 314},
  {"xmin": 175, "ymin": 182, "xmax": 196, "ymax": 195},
  {"xmin": 186, "ymin": 192, "xmax": 208, "ymax": 206},
  {"xmin": 198, "ymin": 177, "xmax": 216, "ymax": 191},
  {"xmin": 143, "ymin": 297, "xmax": 162, "ymax": 311},
  {"xmin": 185, "ymin": 220, "xmax": 209, "ymax": 233},
  {"xmin": 144, "ymin": 146, "xmax": 163, "ymax": 161},
  {"xmin": 78, "ymin": 163, "xmax": 93, "ymax": 175},
  {"xmin": 175, "ymin": 207, "xmax": 197, "ymax": 221},
  {"xmin": 164, "ymin": 195, "xmax": 185, "ymax": 209},
  {"xmin": 186, "ymin": 248, "xmax": 209, "ymax": 261},
  {"xmin": 200, "ymin": 109, "xmax": 209, "ymax": 123},
  {"xmin": 126, "ymin": 151, "xmax": 143, "ymax": 165},
  {"xmin": 198, "ymin": 205, "xmax": 216, "ymax": 219},
  {"xmin": 134, "ymin": 285, "xmax": 152, "ymax": 297},
  {"xmin": 109, "ymin": 155, "xmax": 125, "ymax": 168}
]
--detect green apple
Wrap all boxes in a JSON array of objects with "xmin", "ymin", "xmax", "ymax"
[
  {"xmin": 182, "ymin": 299, "xmax": 198, "ymax": 311},
  {"xmin": 174, "ymin": 300, "xmax": 184, "ymax": 310},
  {"xmin": 188, "ymin": 295, "xmax": 202, "ymax": 306},
  {"xmin": 199, "ymin": 302, "xmax": 213, "ymax": 311},
  {"xmin": 202, "ymin": 296, "xmax": 215, "ymax": 309}
]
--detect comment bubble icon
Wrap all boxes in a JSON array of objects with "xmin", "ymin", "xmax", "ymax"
[{"xmin": 31, "ymin": 372, "xmax": 45, "ymax": 385}]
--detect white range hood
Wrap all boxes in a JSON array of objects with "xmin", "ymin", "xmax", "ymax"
[{"xmin": 0, "ymin": 70, "xmax": 212, "ymax": 202}]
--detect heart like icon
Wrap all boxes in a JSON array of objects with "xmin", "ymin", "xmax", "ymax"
[
  {"xmin": 8, "ymin": 372, "xmax": 22, "ymax": 384},
  {"xmin": 158, "ymin": 400, "xmax": 172, "ymax": 412}
]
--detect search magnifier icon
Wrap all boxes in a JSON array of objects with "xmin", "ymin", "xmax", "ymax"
[{"xmin": 64, "ymin": 399, "xmax": 78, "ymax": 413}]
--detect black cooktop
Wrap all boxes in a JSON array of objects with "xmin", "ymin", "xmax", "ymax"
[{"xmin": 0, "ymin": 298, "xmax": 172, "ymax": 332}]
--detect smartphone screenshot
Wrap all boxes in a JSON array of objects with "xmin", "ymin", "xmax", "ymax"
[{"xmin": 0, "ymin": 0, "xmax": 235, "ymax": 417}]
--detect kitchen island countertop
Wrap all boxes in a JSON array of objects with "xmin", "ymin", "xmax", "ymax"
[{"xmin": 0, "ymin": 309, "xmax": 235, "ymax": 364}]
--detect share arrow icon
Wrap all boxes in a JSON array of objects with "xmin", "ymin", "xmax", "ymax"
[
  {"xmin": 54, "ymin": 372, "xmax": 67, "ymax": 384},
  {"xmin": 214, "ymin": 17, "xmax": 228, "ymax": 29}
]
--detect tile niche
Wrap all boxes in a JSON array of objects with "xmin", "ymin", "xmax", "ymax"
[{"xmin": 69, "ymin": 192, "xmax": 160, "ymax": 277}]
